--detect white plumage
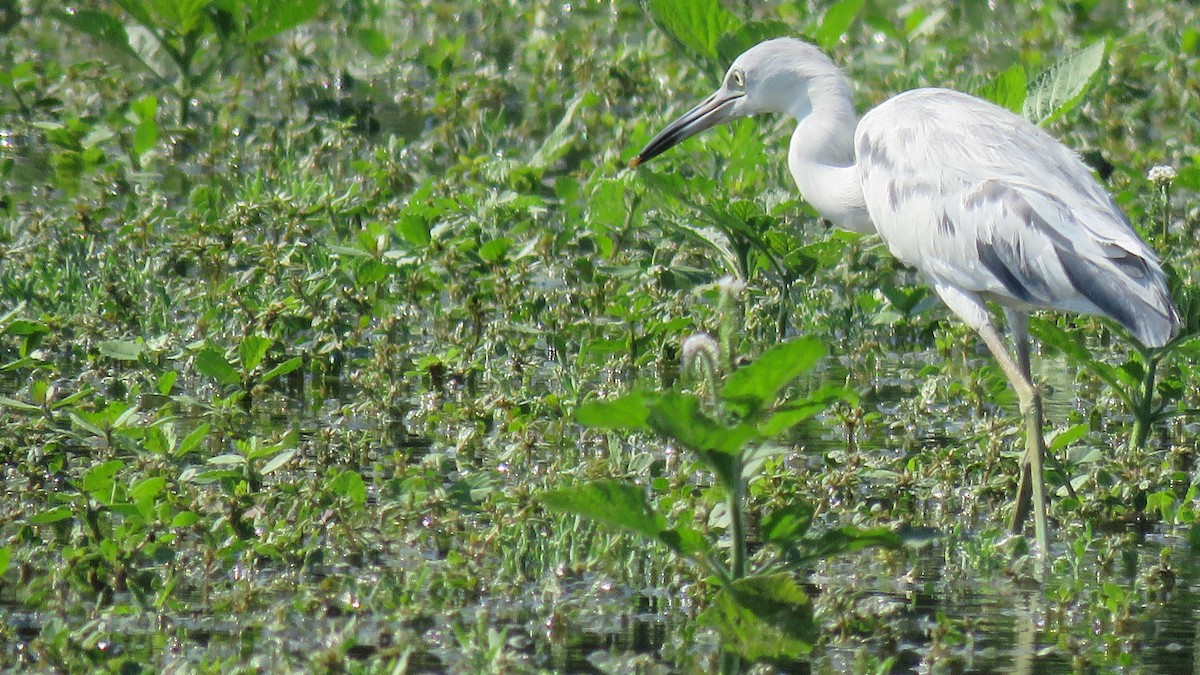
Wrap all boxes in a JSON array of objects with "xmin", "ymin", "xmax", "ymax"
[{"xmin": 632, "ymin": 37, "xmax": 1180, "ymax": 554}]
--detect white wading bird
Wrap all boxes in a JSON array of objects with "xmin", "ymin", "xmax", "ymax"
[{"xmin": 630, "ymin": 38, "xmax": 1180, "ymax": 554}]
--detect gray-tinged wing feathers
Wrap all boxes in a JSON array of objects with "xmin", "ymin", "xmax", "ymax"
[{"xmin": 856, "ymin": 88, "xmax": 1180, "ymax": 347}]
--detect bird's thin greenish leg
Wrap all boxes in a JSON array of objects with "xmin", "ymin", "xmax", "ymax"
[
  {"xmin": 977, "ymin": 317, "xmax": 1049, "ymax": 557},
  {"xmin": 1005, "ymin": 310, "xmax": 1035, "ymax": 530}
]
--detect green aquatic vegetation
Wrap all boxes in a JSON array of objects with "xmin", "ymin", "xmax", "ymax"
[
  {"xmin": 53, "ymin": 0, "xmax": 322, "ymax": 125},
  {"xmin": 545, "ymin": 300, "xmax": 900, "ymax": 667},
  {"xmin": 1, "ymin": 0, "xmax": 1199, "ymax": 671}
]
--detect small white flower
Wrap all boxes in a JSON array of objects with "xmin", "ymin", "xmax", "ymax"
[
  {"xmin": 716, "ymin": 275, "xmax": 747, "ymax": 299},
  {"xmin": 681, "ymin": 332, "xmax": 720, "ymax": 375},
  {"xmin": 1147, "ymin": 165, "xmax": 1177, "ymax": 186}
]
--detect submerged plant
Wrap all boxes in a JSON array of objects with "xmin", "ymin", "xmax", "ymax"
[{"xmin": 543, "ymin": 283, "xmax": 900, "ymax": 669}]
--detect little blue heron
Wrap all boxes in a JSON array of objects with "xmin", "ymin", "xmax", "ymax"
[{"xmin": 631, "ymin": 38, "xmax": 1180, "ymax": 554}]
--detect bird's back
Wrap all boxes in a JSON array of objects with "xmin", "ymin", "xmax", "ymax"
[{"xmin": 855, "ymin": 88, "xmax": 1180, "ymax": 347}]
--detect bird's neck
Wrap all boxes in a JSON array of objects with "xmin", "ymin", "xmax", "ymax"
[{"xmin": 786, "ymin": 80, "xmax": 873, "ymax": 233}]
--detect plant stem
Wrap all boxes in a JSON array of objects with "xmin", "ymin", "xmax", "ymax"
[
  {"xmin": 1131, "ymin": 352, "xmax": 1159, "ymax": 450},
  {"xmin": 729, "ymin": 460, "xmax": 747, "ymax": 581}
]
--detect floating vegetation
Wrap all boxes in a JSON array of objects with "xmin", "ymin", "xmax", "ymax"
[{"xmin": 2, "ymin": 1, "xmax": 1200, "ymax": 672}]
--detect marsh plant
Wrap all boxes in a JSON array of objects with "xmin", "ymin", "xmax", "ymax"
[{"xmin": 543, "ymin": 278, "xmax": 901, "ymax": 669}]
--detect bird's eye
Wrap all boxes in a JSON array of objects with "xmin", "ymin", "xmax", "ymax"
[{"xmin": 730, "ymin": 69, "xmax": 745, "ymax": 88}]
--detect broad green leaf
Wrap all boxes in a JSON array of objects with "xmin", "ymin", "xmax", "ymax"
[
  {"xmin": 646, "ymin": 393, "xmax": 758, "ymax": 489},
  {"xmin": 260, "ymin": 448, "xmax": 297, "ymax": 474},
  {"xmin": 542, "ymin": 480, "xmax": 668, "ymax": 544},
  {"xmin": 976, "ymin": 63, "xmax": 1027, "ymax": 114},
  {"xmin": 1024, "ymin": 39, "xmax": 1109, "ymax": 126},
  {"xmin": 177, "ymin": 423, "xmax": 210, "ymax": 457},
  {"xmin": 699, "ymin": 573, "xmax": 816, "ymax": 661},
  {"xmin": 243, "ymin": 0, "xmax": 322, "ymax": 43},
  {"xmin": 171, "ymin": 510, "xmax": 199, "ymax": 528},
  {"xmin": 157, "ymin": 370, "xmax": 178, "ymax": 395},
  {"xmin": 815, "ymin": 0, "xmax": 866, "ymax": 50},
  {"xmin": 262, "ymin": 356, "xmax": 303, "ymax": 383},
  {"xmin": 3, "ymin": 319, "xmax": 49, "ymax": 336},
  {"xmin": 643, "ymin": 0, "xmax": 741, "ymax": 66},
  {"xmin": 657, "ymin": 524, "xmax": 712, "ymax": 559},
  {"xmin": 721, "ymin": 337, "xmax": 825, "ymax": 414},
  {"xmin": 82, "ymin": 459, "xmax": 125, "ymax": 496},
  {"xmin": 575, "ymin": 392, "xmax": 656, "ymax": 431},
  {"xmin": 478, "ymin": 237, "xmax": 512, "ymax": 263},
  {"xmin": 0, "ymin": 547, "xmax": 9, "ymax": 575},
  {"xmin": 1048, "ymin": 422, "xmax": 1089, "ymax": 452},
  {"xmin": 672, "ymin": 221, "xmax": 740, "ymax": 276},
  {"xmin": 53, "ymin": 9, "xmax": 141, "ymax": 63},
  {"xmin": 196, "ymin": 347, "xmax": 240, "ymax": 386},
  {"xmin": 30, "ymin": 506, "xmax": 74, "ymax": 525},
  {"xmin": 133, "ymin": 117, "xmax": 158, "ymax": 157},
  {"xmin": 129, "ymin": 476, "xmax": 166, "ymax": 501},
  {"xmin": 762, "ymin": 502, "xmax": 815, "ymax": 546},
  {"xmin": 239, "ymin": 335, "xmax": 273, "ymax": 372},
  {"xmin": 99, "ymin": 339, "xmax": 146, "ymax": 361},
  {"xmin": 758, "ymin": 385, "xmax": 855, "ymax": 437},
  {"xmin": 791, "ymin": 526, "xmax": 903, "ymax": 564},
  {"xmin": 330, "ymin": 469, "xmax": 367, "ymax": 507}
]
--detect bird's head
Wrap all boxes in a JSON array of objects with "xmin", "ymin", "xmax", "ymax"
[{"xmin": 630, "ymin": 37, "xmax": 845, "ymax": 167}]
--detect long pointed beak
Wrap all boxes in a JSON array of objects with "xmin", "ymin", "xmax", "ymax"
[{"xmin": 630, "ymin": 90, "xmax": 744, "ymax": 168}]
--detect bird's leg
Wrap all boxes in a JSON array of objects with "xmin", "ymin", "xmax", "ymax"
[
  {"xmin": 1002, "ymin": 310, "xmax": 1048, "ymax": 553},
  {"xmin": 979, "ymin": 311, "xmax": 1048, "ymax": 555},
  {"xmin": 933, "ymin": 286, "xmax": 1049, "ymax": 555}
]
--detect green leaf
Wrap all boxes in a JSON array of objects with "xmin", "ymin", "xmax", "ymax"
[
  {"xmin": 242, "ymin": 0, "xmax": 322, "ymax": 44},
  {"xmin": 791, "ymin": 526, "xmax": 903, "ymax": 564},
  {"xmin": 758, "ymin": 385, "xmax": 854, "ymax": 438},
  {"xmin": 646, "ymin": 393, "xmax": 758, "ymax": 490},
  {"xmin": 976, "ymin": 63, "xmax": 1027, "ymax": 114},
  {"xmin": 133, "ymin": 117, "xmax": 158, "ymax": 157},
  {"xmin": 575, "ymin": 392, "xmax": 656, "ymax": 431},
  {"xmin": 196, "ymin": 347, "xmax": 240, "ymax": 386},
  {"xmin": 542, "ymin": 480, "xmax": 672, "ymax": 546},
  {"xmin": 53, "ymin": 9, "xmax": 141, "ymax": 63},
  {"xmin": 0, "ymin": 396, "xmax": 40, "ymax": 412},
  {"xmin": 699, "ymin": 573, "xmax": 816, "ymax": 661},
  {"xmin": 260, "ymin": 448, "xmax": 297, "ymax": 475},
  {"xmin": 239, "ymin": 335, "xmax": 273, "ymax": 372},
  {"xmin": 176, "ymin": 423, "xmax": 210, "ymax": 457},
  {"xmin": 643, "ymin": 0, "xmax": 741, "ymax": 66},
  {"xmin": 129, "ymin": 476, "xmax": 166, "ymax": 501},
  {"xmin": 762, "ymin": 502, "xmax": 815, "ymax": 546},
  {"xmin": 30, "ymin": 506, "xmax": 74, "ymax": 525},
  {"xmin": 478, "ymin": 237, "xmax": 512, "ymax": 263},
  {"xmin": 721, "ymin": 337, "xmax": 825, "ymax": 415},
  {"xmin": 261, "ymin": 356, "xmax": 302, "ymax": 383},
  {"xmin": 330, "ymin": 469, "xmax": 367, "ymax": 507},
  {"xmin": 157, "ymin": 370, "xmax": 178, "ymax": 395},
  {"xmin": 99, "ymin": 338, "xmax": 146, "ymax": 361},
  {"xmin": 82, "ymin": 459, "xmax": 125, "ymax": 497},
  {"xmin": 0, "ymin": 547, "xmax": 9, "ymax": 575},
  {"xmin": 1047, "ymin": 422, "xmax": 1089, "ymax": 453},
  {"xmin": 815, "ymin": 0, "xmax": 866, "ymax": 50},
  {"xmin": 171, "ymin": 510, "xmax": 199, "ymax": 528},
  {"xmin": 1023, "ymin": 39, "xmax": 1109, "ymax": 126},
  {"xmin": 4, "ymin": 319, "xmax": 49, "ymax": 336},
  {"xmin": 357, "ymin": 27, "xmax": 391, "ymax": 57}
]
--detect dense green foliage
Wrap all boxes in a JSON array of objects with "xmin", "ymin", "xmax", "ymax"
[{"xmin": 2, "ymin": 0, "xmax": 1200, "ymax": 672}]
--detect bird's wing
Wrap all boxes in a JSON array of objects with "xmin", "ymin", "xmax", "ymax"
[{"xmin": 855, "ymin": 88, "xmax": 1178, "ymax": 346}]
